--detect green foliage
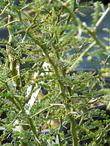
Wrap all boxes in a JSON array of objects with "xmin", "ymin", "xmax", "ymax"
[{"xmin": 0, "ymin": 0, "xmax": 110, "ymax": 146}]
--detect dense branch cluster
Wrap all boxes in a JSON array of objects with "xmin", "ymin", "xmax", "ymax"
[{"xmin": 0, "ymin": 0, "xmax": 110, "ymax": 146}]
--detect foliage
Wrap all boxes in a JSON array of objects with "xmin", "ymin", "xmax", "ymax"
[{"xmin": 0, "ymin": 0, "xmax": 110, "ymax": 146}]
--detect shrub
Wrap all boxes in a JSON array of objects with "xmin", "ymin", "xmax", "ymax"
[{"xmin": 0, "ymin": 0, "xmax": 110, "ymax": 146}]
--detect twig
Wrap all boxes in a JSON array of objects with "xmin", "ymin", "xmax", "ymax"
[
  {"xmin": 0, "ymin": 3, "xmax": 10, "ymax": 16},
  {"xmin": 31, "ymin": 103, "xmax": 65, "ymax": 118},
  {"xmin": 0, "ymin": 20, "xmax": 19, "ymax": 29},
  {"xmin": 96, "ymin": 6, "xmax": 110, "ymax": 27},
  {"xmin": 66, "ymin": 41, "xmax": 96, "ymax": 73}
]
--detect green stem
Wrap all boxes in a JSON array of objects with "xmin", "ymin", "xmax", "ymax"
[
  {"xmin": 27, "ymin": 33, "xmax": 65, "ymax": 96},
  {"xmin": 66, "ymin": 41, "xmax": 96, "ymax": 73},
  {"xmin": 96, "ymin": 6, "xmax": 110, "ymax": 27},
  {"xmin": 28, "ymin": 116, "xmax": 41, "ymax": 146},
  {"xmin": 82, "ymin": 24, "xmax": 106, "ymax": 50},
  {"xmin": 69, "ymin": 115, "xmax": 79, "ymax": 146},
  {"xmin": 28, "ymin": 32, "xmax": 79, "ymax": 145}
]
